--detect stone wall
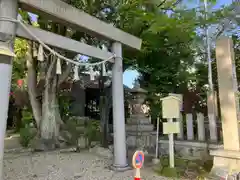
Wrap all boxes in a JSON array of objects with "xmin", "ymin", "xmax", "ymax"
[
  {"xmin": 125, "ymin": 110, "xmax": 223, "ymax": 159},
  {"xmin": 158, "ymin": 139, "xmax": 223, "ymax": 160},
  {"xmin": 126, "ymin": 131, "xmax": 155, "ymax": 152},
  {"xmin": 125, "ymin": 130, "xmax": 223, "ymax": 160}
]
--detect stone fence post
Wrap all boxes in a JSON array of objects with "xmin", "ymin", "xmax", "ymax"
[
  {"xmin": 177, "ymin": 113, "xmax": 184, "ymax": 140},
  {"xmin": 186, "ymin": 113, "xmax": 194, "ymax": 140},
  {"xmin": 197, "ymin": 113, "xmax": 205, "ymax": 141}
]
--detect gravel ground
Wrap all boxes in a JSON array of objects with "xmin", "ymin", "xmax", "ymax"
[{"xmin": 3, "ymin": 149, "xmax": 170, "ymax": 180}]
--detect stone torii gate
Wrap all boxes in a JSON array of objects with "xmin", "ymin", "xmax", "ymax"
[{"xmin": 0, "ymin": 0, "xmax": 142, "ymax": 177}]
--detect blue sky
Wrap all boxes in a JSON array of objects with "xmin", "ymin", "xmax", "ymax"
[{"xmin": 123, "ymin": 70, "xmax": 139, "ymax": 88}]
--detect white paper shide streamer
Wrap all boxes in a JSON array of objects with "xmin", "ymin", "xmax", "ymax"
[
  {"xmin": 37, "ymin": 44, "xmax": 44, "ymax": 61},
  {"xmin": 89, "ymin": 66, "xmax": 95, "ymax": 80},
  {"xmin": 74, "ymin": 65, "xmax": 80, "ymax": 81},
  {"xmin": 56, "ymin": 57, "xmax": 62, "ymax": 74},
  {"xmin": 33, "ymin": 43, "xmax": 38, "ymax": 57},
  {"xmin": 101, "ymin": 44, "xmax": 108, "ymax": 76}
]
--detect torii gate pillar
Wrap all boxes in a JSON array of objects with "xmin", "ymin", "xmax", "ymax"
[
  {"xmin": 111, "ymin": 42, "xmax": 129, "ymax": 170},
  {"xmin": 0, "ymin": 0, "xmax": 18, "ymax": 179}
]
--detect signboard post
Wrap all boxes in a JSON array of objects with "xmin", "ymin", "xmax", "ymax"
[
  {"xmin": 161, "ymin": 95, "xmax": 181, "ymax": 168},
  {"xmin": 132, "ymin": 151, "xmax": 144, "ymax": 180}
]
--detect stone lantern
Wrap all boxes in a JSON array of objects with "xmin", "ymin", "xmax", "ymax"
[
  {"xmin": 129, "ymin": 84, "xmax": 148, "ymax": 121},
  {"xmin": 126, "ymin": 83, "xmax": 154, "ymax": 151}
]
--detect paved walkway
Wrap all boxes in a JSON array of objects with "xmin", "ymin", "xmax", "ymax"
[{"xmin": 3, "ymin": 149, "xmax": 170, "ymax": 180}]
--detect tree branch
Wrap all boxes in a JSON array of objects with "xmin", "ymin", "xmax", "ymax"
[
  {"xmin": 157, "ymin": 0, "xmax": 168, "ymax": 8},
  {"xmin": 159, "ymin": 0, "xmax": 183, "ymax": 11}
]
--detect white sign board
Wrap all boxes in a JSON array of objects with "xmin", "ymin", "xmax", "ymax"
[
  {"xmin": 163, "ymin": 122, "xmax": 180, "ymax": 134},
  {"xmin": 161, "ymin": 96, "xmax": 180, "ymax": 119},
  {"xmin": 169, "ymin": 93, "xmax": 183, "ymax": 112}
]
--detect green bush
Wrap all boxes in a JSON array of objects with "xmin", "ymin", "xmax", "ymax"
[
  {"xmin": 21, "ymin": 107, "xmax": 34, "ymax": 127},
  {"xmin": 160, "ymin": 167, "xmax": 180, "ymax": 178},
  {"xmin": 63, "ymin": 117, "xmax": 85, "ymax": 147},
  {"xmin": 84, "ymin": 120, "xmax": 101, "ymax": 146},
  {"xmin": 58, "ymin": 93, "xmax": 70, "ymax": 121},
  {"xmin": 62, "ymin": 117, "xmax": 101, "ymax": 151},
  {"xmin": 19, "ymin": 126, "xmax": 36, "ymax": 147},
  {"xmin": 155, "ymin": 156, "xmax": 213, "ymax": 179}
]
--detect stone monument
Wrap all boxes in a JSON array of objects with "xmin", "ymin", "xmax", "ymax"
[
  {"xmin": 126, "ymin": 83, "xmax": 154, "ymax": 152},
  {"xmin": 210, "ymin": 37, "xmax": 240, "ymax": 178}
]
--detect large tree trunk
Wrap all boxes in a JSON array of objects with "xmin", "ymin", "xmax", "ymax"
[
  {"xmin": 26, "ymin": 21, "xmax": 72, "ymax": 150},
  {"xmin": 39, "ymin": 57, "xmax": 61, "ymax": 149},
  {"xmin": 26, "ymin": 42, "xmax": 42, "ymax": 129},
  {"xmin": 40, "ymin": 76, "xmax": 60, "ymax": 149}
]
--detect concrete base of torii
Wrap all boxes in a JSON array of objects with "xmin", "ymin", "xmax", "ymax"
[
  {"xmin": 209, "ymin": 150, "xmax": 240, "ymax": 178},
  {"xmin": 110, "ymin": 165, "xmax": 131, "ymax": 172}
]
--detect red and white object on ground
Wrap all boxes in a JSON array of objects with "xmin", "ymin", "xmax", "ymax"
[
  {"xmin": 132, "ymin": 151, "xmax": 144, "ymax": 180},
  {"xmin": 134, "ymin": 168, "xmax": 141, "ymax": 180}
]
